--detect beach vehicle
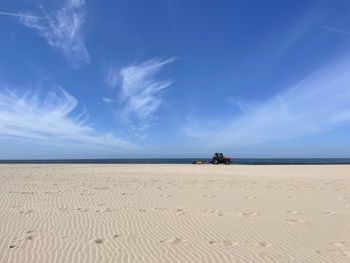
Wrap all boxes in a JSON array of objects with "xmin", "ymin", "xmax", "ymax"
[
  {"xmin": 212, "ymin": 153, "xmax": 231, "ymax": 165},
  {"xmin": 192, "ymin": 160, "xmax": 205, "ymax": 164}
]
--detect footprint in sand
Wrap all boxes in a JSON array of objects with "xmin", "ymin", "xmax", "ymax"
[
  {"xmin": 160, "ymin": 237, "xmax": 188, "ymax": 246},
  {"xmin": 239, "ymin": 212, "xmax": 260, "ymax": 218},
  {"xmin": 204, "ymin": 209, "xmax": 224, "ymax": 216},
  {"xmin": 257, "ymin": 241, "xmax": 272, "ymax": 248},
  {"xmin": 94, "ymin": 238, "xmax": 104, "ymax": 244},
  {"xmin": 322, "ymin": 211, "xmax": 336, "ymax": 215},
  {"xmin": 244, "ymin": 196, "xmax": 258, "ymax": 200},
  {"xmin": 202, "ymin": 194, "xmax": 216, "ymax": 198},
  {"xmin": 81, "ymin": 192, "xmax": 94, "ymax": 196},
  {"xmin": 332, "ymin": 242, "xmax": 350, "ymax": 257},
  {"xmin": 332, "ymin": 241, "xmax": 350, "ymax": 248},
  {"xmin": 286, "ymin": 210, "xmax": 301, "ymax": 215},
  {"xmin": 284, "ymin": 218, "xmax": 305, "ymax": 223},
  {"xmin": 176, "ymin": 209, "xmax": 187, "ymax": 215},
  {"xmin": 19, "ymin": 210, "xmax": 33, "ymax": 214}
]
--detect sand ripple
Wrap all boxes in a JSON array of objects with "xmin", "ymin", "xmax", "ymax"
[{"xmin": 0, "ymin": 164, "xmax": 349, "ymax": 262}]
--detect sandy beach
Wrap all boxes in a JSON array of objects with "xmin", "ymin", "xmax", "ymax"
[{"xmin": 0, "ymin": 164, "xmax": 349, "ymax": 263}]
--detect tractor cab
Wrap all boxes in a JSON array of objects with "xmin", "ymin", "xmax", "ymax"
[{"xmin": 212, "ymin": 152, "xmax": 231, "ymax": 165}]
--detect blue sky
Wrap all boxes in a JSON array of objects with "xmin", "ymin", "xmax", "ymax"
[{"xmin": 1, "ymin": 0, "xmax": 350, "ymax": 159}]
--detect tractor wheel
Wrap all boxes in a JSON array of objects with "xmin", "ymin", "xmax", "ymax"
[
  {"xmin": 224, "ymin": 159, "xmax": 231, "ymax": 165},
  {"xmin": 212, "ymin": 158, "xmax": 219, "ymax": 165}
]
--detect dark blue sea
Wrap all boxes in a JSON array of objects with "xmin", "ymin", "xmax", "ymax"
[{"xmin": 1, "ymin": 158, "xmax": 350, "ymax": 165}]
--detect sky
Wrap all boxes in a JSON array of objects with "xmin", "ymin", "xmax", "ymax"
[{"xmin": 1, "ymin": 0, "xmax": 350, "ymax": 159}]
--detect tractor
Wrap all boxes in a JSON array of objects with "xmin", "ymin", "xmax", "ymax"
[{"xmin": 211, "ymin": 152, "xmax": 231, "ymax": 165}]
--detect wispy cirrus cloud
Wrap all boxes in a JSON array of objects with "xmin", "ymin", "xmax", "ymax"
[
  {"xmin": 116, "ymin": 57, "xmax": 174, "ymax": 131},
  {"xmin": 105, "ymin": 65, "xmax": 120, "ymax": 88},
  {"xmin": 322, "ymin": 26, "xmax": 350, "ymax": 37},
  {"xmin": 0, "ymin": 11, "xmax": 44, "ymax": 19},
  {"xmin": 0, "ymin": 87, "xmax": 135, "ymax": 151},
  {"xmin": 184, "ymin": 54, "xmax": 350, "ymax": 148},
  {"xmin": 12, "ymin": 0, "xmax": 90, "ymax": 64}
]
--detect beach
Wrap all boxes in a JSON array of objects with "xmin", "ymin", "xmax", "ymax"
[{"xmin": 0, "ymin": 164, "xmax": 349, "ymax": 263}]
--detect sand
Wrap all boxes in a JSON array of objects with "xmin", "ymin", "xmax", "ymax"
[{"xmin": 0, "ymin": 164, "xmax": 349, "ymax": 263}]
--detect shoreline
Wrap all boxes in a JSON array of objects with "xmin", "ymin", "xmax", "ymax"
[{"xmin": 1, "ymin": 157, "xmax": 350, "ymax": 165}]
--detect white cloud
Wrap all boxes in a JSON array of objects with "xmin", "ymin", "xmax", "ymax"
[
  {"xmin": 118, "ymin": 57, "xmax": 174, "ymax": 130},
  {"xmin": 18, "ymin": 0, "xmax": 90, "ymax": 64},
  {"xmin": 184, "ymin": 54, "xmax": 350, "ymax": 148},
  {"xmin": 102, "ymin": 97, "xmax": 115, "ymax": 104},
  {"xmin": 0, "ymin": 87, "xmax": 136, "ymax": 151},
  {"xmin": 68, "ymin": 0, "xmax": 85, "ymax": 8}
]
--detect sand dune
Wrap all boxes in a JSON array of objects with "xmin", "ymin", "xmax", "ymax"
[{"xmin": 0, "ymin": 164, "xmax": 349, "ymax": 262}]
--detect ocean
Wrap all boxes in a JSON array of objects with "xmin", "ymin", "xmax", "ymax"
[{"xmin": 0, "ymin": 158, "xmax": 350, "ymax": 165}]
